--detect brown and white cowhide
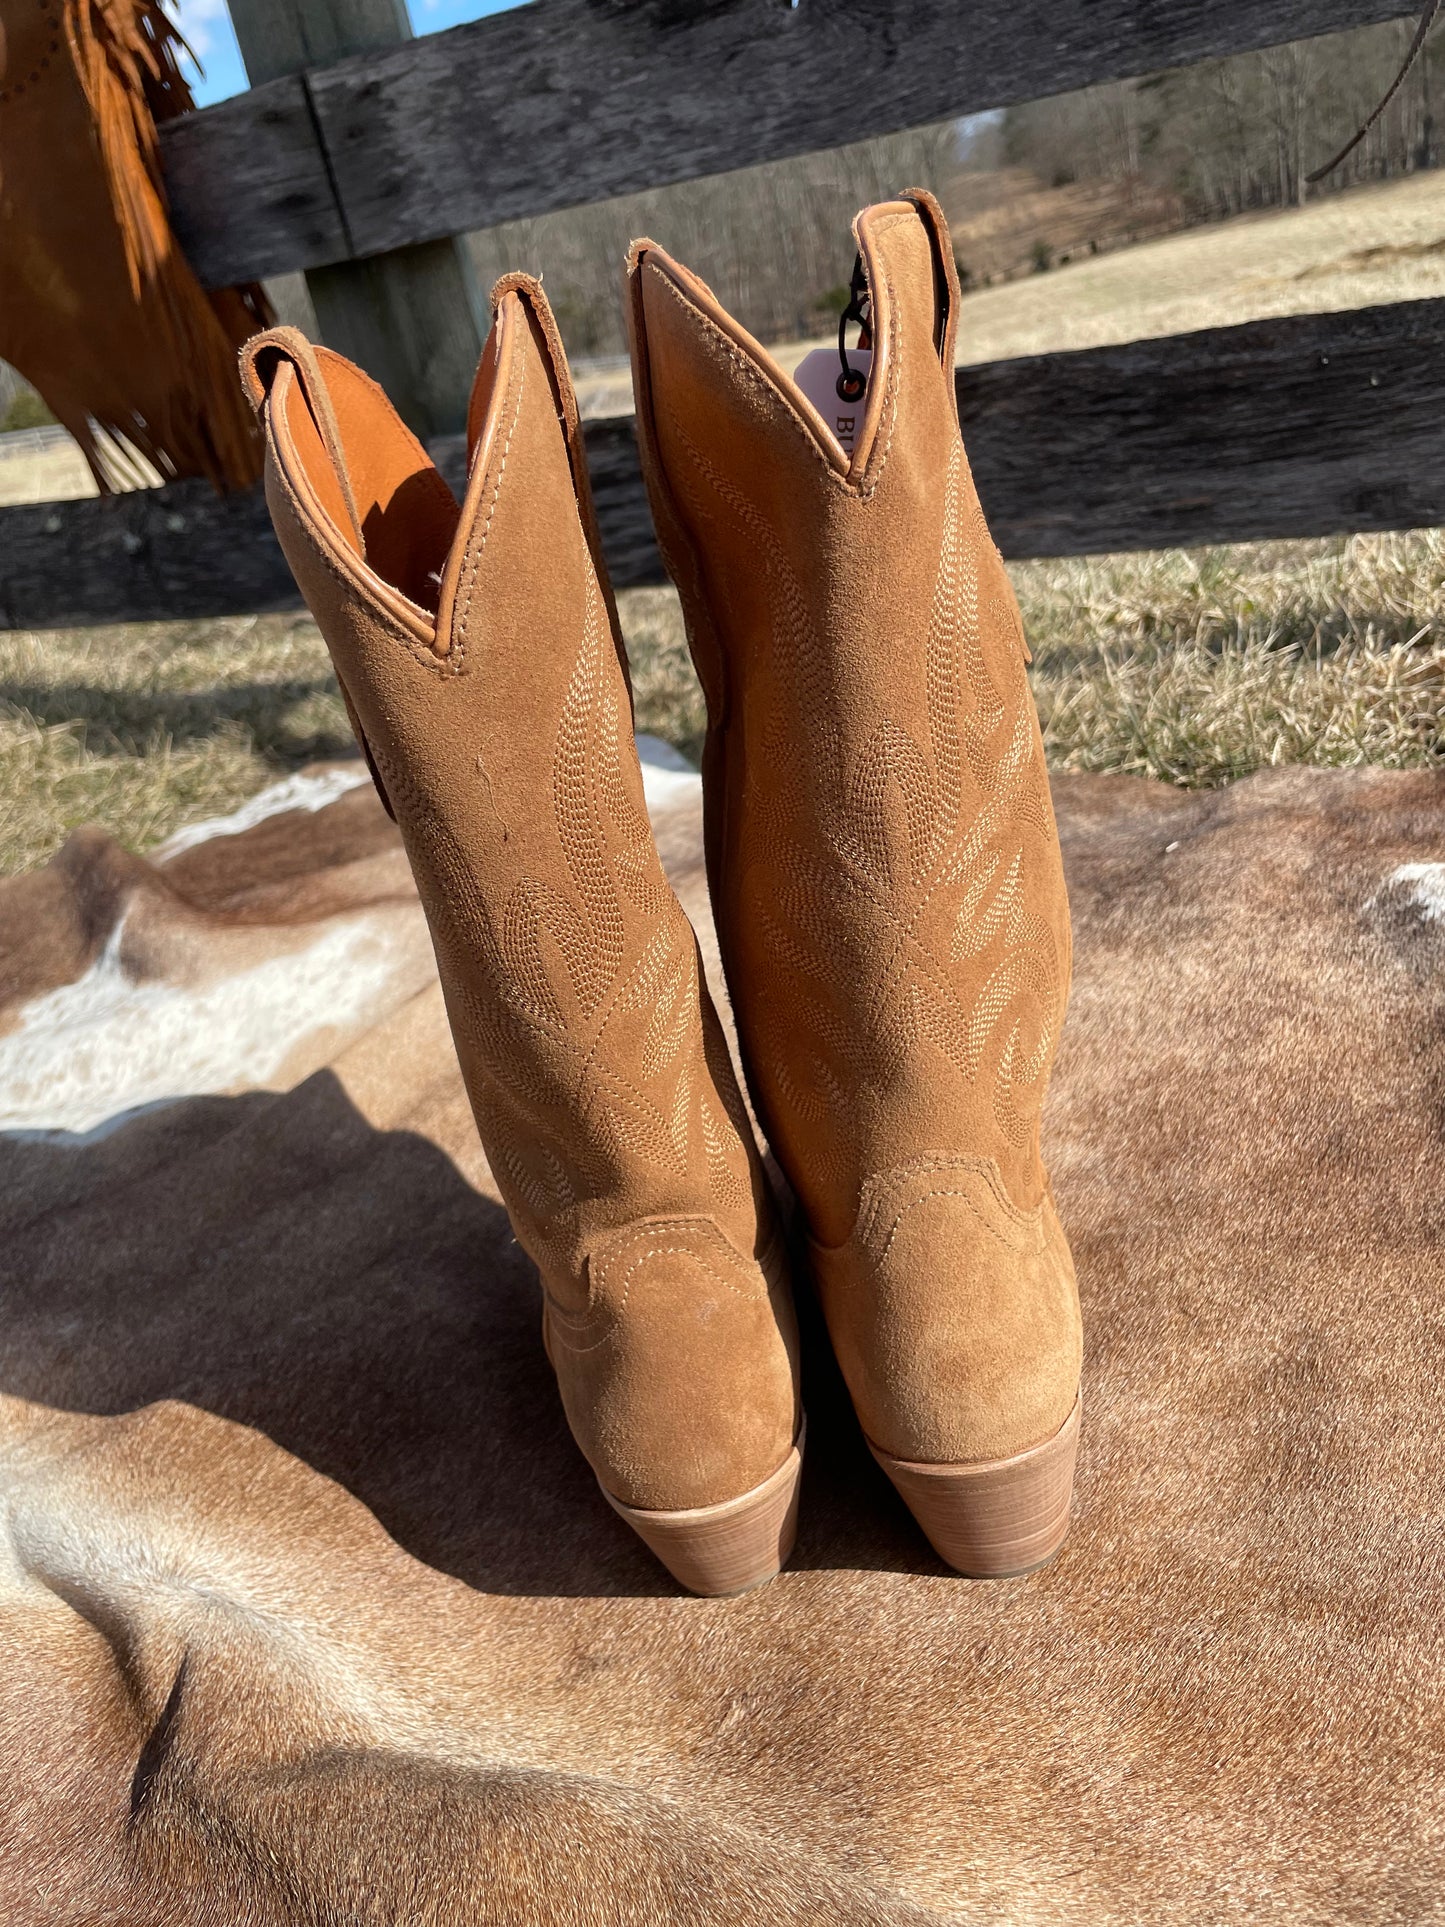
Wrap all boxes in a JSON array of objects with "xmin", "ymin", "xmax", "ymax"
[{"xmin": 0, "ymin": 750, "xmax": 1441, "ymax": 1925}]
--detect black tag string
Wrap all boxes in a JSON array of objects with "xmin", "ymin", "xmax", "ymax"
[
  {"xmin": 1307, "ymin": 0, "xmax": 1442, "ymax": 183},
  {"xmin": 836, "ymin": 255, "xmax": 872, "ymax": 403}
]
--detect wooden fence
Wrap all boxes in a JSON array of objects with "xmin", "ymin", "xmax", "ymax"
[{"xmin": 0, "ymin": 0, "xmax": 1437, "ymax": 629}]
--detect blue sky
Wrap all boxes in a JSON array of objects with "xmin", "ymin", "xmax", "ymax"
[{"xmin": 171, "ymin": 0, "xmax": 526, "ymax": 105}]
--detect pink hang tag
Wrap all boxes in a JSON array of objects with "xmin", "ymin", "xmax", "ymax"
[{"xmin": 792, "ymin": 346, "xmax": 872, "ymax": 459}]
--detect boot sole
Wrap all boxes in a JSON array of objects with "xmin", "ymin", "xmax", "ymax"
[
  {"xmin": 602, "ymin": 1425, "xmax": 805, "ymax": 1597},
  {"xmin": 871, "ymin": 1395, "xmax": 1080, "ymax": 1579}
]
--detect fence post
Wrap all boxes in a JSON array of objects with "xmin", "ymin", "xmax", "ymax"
[{"xmin": 225, "ymin": 0, "xmax": 484, "ymax": 437}]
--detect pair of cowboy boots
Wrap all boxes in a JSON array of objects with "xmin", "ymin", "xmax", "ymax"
[{"xmin": 241, "ymin": 190, "xmax": 1081, "ymax": 1598}]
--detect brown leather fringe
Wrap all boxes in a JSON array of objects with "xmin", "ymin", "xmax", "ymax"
[{"xmin": 0, "ymin": 0, "xmax": 273, "ymax": 493}]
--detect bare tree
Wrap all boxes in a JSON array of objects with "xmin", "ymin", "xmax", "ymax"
[
  {"xmin": 1003, "ymin": 16, "xmax": 1444, "ymax": 219},
  {"xmin": 457, "ymin": 16, "xmax": 1443, "ymax": 363},
  {"xmin": 464, "ymin": 121, "xmax": 965, "ymax": 358}
]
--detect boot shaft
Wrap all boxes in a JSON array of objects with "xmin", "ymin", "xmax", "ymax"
[
  {"xmin": 627, "ymin": 191, "xmax": 1071, "ymax": 1243},
  {"xmin": 241, "ymin": 288, "xmax": 772, "ymax": 1294}
]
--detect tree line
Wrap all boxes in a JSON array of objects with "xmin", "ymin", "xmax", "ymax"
[
  {"xmin": 1000, "ymin": 16, "xmax": 1442, "ymax": 217},
  {"xmin": 462, "ymin": 16, "xmax": 1442, "ymax": 359}
]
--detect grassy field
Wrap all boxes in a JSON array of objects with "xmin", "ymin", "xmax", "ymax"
[
  {"xmin": 947, "ymin": 169, "xmax": 1445, "ymax": 366},
  {"xmin": 3, "ymin": 529, "xmax": 1442, "ymax": 875},
  {"xmin": 0, "ymin": 615, "xmax": 350, "ymax": 874},
  {"xmin": 2, "ymin": 173, "xmax": 1444, "ymax": 873},
  {"xmin": 1024, "ymin": 533, "xmax": 1445, "ymax": 788}
]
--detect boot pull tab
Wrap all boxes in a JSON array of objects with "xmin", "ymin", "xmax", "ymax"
[
  {"xmin": 239, "ymin": 327, "xmax": 366, "ymax": 552},
  {"xmin": 478, "ymin": 273, "xmax": 633, "ymax": 702},
  {"xmin": 899, "ymin": 188, "xmax": 961, "ymax": 380},
  {"xmin": 487, "ymin": 272, "xmax": 585, "ymax": 485}
]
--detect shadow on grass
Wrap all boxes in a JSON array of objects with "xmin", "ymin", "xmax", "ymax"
[{"xmin": 0, "ymin": 678, "xmax": 354, "ymax": 762}]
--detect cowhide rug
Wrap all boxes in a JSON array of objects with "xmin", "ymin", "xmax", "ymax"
[{"xmin": 0, "ymin": 750, "xmax": 1441, "ymax": 1924}]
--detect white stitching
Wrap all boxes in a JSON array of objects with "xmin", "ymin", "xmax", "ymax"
[
  {"xmin": 544, "ymin": 1217, "xmax": 775, "ymax": 1352},
  {"xmin": 453, "ymin": 341, "xmax": 527, "ymax": 670},
  {"xmin": 648, "ymin": 269, "xmax": 862, "ymax": 495},
  {"xmin": 843, "ymin": 1154, "xmax": 1047, "ymax": 1264}
]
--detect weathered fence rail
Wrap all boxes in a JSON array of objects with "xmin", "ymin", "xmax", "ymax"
[
  {"xmin": 6, "ymin": 296, "xmax": 1442, "ymax": 629},
  {"xmin": 0, "ymin": 0, "xmax": 1435, "ymax": 629},
  {"xmin": 161, "ymin": 0, "xmax": 1421, "ymax": 288}
]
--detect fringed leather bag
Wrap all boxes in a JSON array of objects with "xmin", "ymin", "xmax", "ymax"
[{"xmin": 0, "ymin": 0, "xmax": 271, "ymax": 491}]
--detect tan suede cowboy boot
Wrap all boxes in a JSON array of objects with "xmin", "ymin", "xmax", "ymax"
[
  {"xmin": 626, "ymin": 192, "xmax": 1080, "ymax": 1577},
  {"xmin": 240, "ymin": 280, "xmax": 801, "ymax": 1595}
]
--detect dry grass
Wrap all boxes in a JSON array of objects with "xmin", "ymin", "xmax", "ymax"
[
  {"xmin": 9, "ymin": 170, "xmax": 1445, "ymax": 509},
  {"xmin": 575, "ymin": 169, "xmax": 1445, "ymax": 409},
  {"xmin": 2, "ymin": 529, "xmax": 1442, "ymax": 875},
  {"xmin": 622, "ymin": 532, "xmax": 1445, "ymax": 788},
  {"xmin": 949, "ymin": 170, "xmax": 1445, "ymax": 367},
  {"xmin": 0, "ymin": 615, "xmax": 351, "ymax": 875},
  {"xmin": 2, "ymin": 170, "xmax": 1441, "ymax": 876},
  {"xmin": 0, "ymin": 438, "xmax": 100, "ymax": 509},
  {"xmin": 621, "ymin": 586, "xmax": 709, "ymax": 766},
  {"xmin": 1021, "ymin": 531, "xmax": 1445, "ymax": 786}
]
